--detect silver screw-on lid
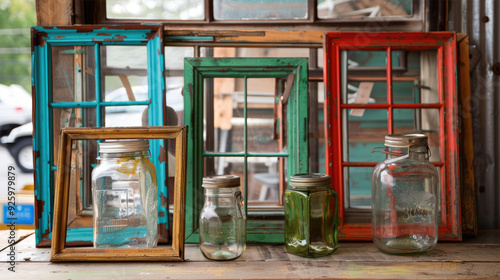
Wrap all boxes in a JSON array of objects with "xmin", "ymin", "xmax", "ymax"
[
  {"xmin": 384, "ymin": 134, "xmax": 428, "ymax": 148},
  {"xmin": 98, "ymin": 139, "xmax": 149, "ymax": 153},
  {"xmin": 202, "ymin": 175, "xmax": 241, "ymax": 188},
  {"xmin": 289, "ymin": 173, "xmax": 331, "ymax": 187}
]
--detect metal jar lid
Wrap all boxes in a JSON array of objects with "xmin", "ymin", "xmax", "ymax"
[
  {"xmin": 384, "ymin": 134, "xmax": 428, "ymax": 148},
  {"xmin": 202, "ymin": 175, "xmax": 241, "ymax": 188},
  {"xmin": 98, "ymin": 139, "xmax": 149, "ymax": 153},
  {"xmin": 289, "ymin": 173, "xmax": 331, "ymax": 188}
]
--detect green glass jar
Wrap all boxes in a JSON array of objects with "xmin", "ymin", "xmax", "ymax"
[{"xmin": 284, "ymin": 173, "xmax": 338, "ymax": 258}]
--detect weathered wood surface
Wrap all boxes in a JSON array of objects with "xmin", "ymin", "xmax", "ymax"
[
  {"xmin": 457, "ymin": 33, "xmax": 478, "ymax": 237},
  {"xmin": 0, "ymin": 230, "xmax": 33, "ymax": 252},
  {"xmin": 1, "ymin": 230, "xmax": 500, "ymax": 279},
  {"xmin": 2, "ymin": 261, "xmax": 500, "ymax": 280},
  {"xmin": 36, "ymin": 0, "xmax": 72, "ymax": 26}
]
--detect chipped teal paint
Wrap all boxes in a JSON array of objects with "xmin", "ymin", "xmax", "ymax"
[
  {"xmin": 94, "ymin": 43, "xmax": 102, "ymax": 128},
  {"xmin": 33, "ymin": 26, "xmax": 155, "ymax": 45},
  {"xmin": 32, "ymin": 25, "xmax": 166, "ymax": 247},
  {"xmin": 50, "ymin": 101, "xmax": 151, "ymax": 108},
  {"xmin": 146, "ymin": 34, "xmax": 168, "ymax": 224},
  {"xmin": 183, "ymin": 57, "xmax": 309, "ymax": 244}
]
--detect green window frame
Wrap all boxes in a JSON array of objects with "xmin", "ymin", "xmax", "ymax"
[{"xmin": 183, "ymin": 57, "xmax": 309, "ymax": 243}]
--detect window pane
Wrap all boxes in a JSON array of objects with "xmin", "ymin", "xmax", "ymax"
[
  {"xmin": 104, "ymin": 76, "xmax": 148, "ymax": 102},
  {"xmin": 105, "ymin": 46, "xmax": 147, "ymax": 69},
  {"xmin": 103, "ymin": 105, "xmax": 148, "ymax": 127},
  {"xmin": 52, "ymin": 46, "xmax": 96, "ymax": 102},
  {"xmin": 165, "ymin": 47, "xmax": 194, "ymax": 69},
  {"xmin": 214, "ymin": 0, "xmax": 307, "ymax": 20},
  {"xmin": 345, "ymin": 166, "xmax": 373, "ymax": 208},
  {"xmin": 342, "ymin": 50, "xmax": 390, "ymax": 105},
  {"xmin": 392, "ymin": 80, "xmax": 420, "ymax": 104},
  {"xmin": 106, "ymin": 0, "xmax": 204, "ymax": 20},
  {"xmin": 347, "ymin": 50, "xmax": 400, "ymax": 69},
  {"xmin": 103, "ymin": 46, "xmax": 148, "ymax": 102},
  {"xmin": 346, "ymin": 81, "xmax": 387, "ymax": 104},
  {"xmin": 393, "ymin": 108, "xmax": 441, "ymax": 162},
  {"xmin": 246, "ymin": 78, "xmax": 278, "ymax": 153},
  {"xmin": 52, "ymin": 108, "xmax": 97, "ymax": 166},
  {"xmin": 344, "ymin": 109, "xmax": 387, "ymax": 162},
  {"xmin": 393, "ymin": 50, "xmax": 439, "ymax": 104},
  {"xmin": 318, "ymin": 0, "xmax": 413, "ymax": 19},
  {"xmin": 248, "ymin": 157, "xmax": 284, "ymax": 204},
  {"xmin": 204, "ymin": 78, "xmax": 244, "ymax": 153},
  {"xmin": 237, "ymin": 47, "xmax": 309, "ymax": 58}
]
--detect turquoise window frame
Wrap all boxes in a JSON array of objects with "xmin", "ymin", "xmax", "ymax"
[
  {"xmin": 32, "ymin": 25, "xmax": 166, "ymax": 247},
  {"xmin": 183, "ymin": 57, "xmax": 309, "ymax": 243}
]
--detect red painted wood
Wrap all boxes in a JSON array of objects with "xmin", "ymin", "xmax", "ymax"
[
  {"xmin": 386, "ymin": 47, "xmax": 393, "ymax": 134},
  {"xmin": 324, "ymin": 32, "xmax": 461, "ymax": 241}
]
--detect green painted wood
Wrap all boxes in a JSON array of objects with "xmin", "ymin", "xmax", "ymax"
[{"xmin": 183, "ymin": 57, "xmax": 309, "ymax": 244}]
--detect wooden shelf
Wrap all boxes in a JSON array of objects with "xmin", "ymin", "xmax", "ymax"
[{"xmin": 1, "ymin": 230, "xmax": 499, "ymax": 279}]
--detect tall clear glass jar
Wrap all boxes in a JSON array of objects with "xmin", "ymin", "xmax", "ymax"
[
  {"xmin": 91, "ymin": 139, "xmax": 158, "ymax": 248},
  {"xmin": 199, "ymin": 175, "xmax": 246, "ymax": 260},
  {"xmin": 372, "ymin": 134, "xmax": 438, "ymax": 254},
  {"xmin": 284, "ymin": 173, "xmax": 338, "ymax": 258}
]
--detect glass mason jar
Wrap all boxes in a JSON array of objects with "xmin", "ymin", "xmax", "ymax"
[
  {"xmin": 199, "ymin": 175, "xmax": 246, "ymax": 260},
  {"xmin": 284, "ymin": 173, "xmax": 338, "ymax": 258},
  {"xmin": 91, "ymin": 139, "xmax": 158, "ymax": 248},
  {"xmin": 372, "ymin": 134, "xmax": 439, "ymax": 254}
]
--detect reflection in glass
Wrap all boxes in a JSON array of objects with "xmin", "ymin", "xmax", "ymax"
[
  {"xmin": 104, "ymin": 105, "xmax": 148, "ymax": 127},
  {"xmin": 165, "ymin": 47, "xmax": 195, "ymax": 69},
  {"xmin": 246, "ymin": 78, "xmax": 278, "ymax": 154},
  {"xmin": 104, "ymin": 75, "xmax": 148, "ymax": 102},
  {"xmin": 52, "ymin": 46, "xmax": 96, "ymax": 103},
  {"xmin": 214, "ymin": 0, "xmax": 307, "ymax": 20},
  {"xmin": 344, "ymin": 109, "xmax": 387, "ymax": 163},
  {"xmin": 237, "ymin": 48, "xmax": 309, "ymax": 58},
  {"xmin": 106, "ymin": 0, "xmax": 204, "ymax": 20},
  {"xmin": 204, "ymin": 78, "xmax": 244, "ymax": 153},
  {"xmin": 345, "ymin": 167, "xmax": 373, "ymax": 208},
  {"xmin": 105, "ymin": 46, "xmax": 147, "ymax": 69},
  {"xmin": 318, "ymin": 0, "xmax": 413, "ymax": 19},
  {"xmin": 52, "ymin": 108, "xmax": 96, "ymax": 164}
]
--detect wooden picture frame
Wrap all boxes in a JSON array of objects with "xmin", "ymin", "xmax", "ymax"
[{"xmin": 50, "ymin": 126, "xmax": 187, "ymax": 262}]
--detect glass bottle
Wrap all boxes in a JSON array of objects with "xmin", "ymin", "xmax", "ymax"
[
  {"xmin": 372, "ymin": 134, "xmax": 439, "ymax": 254},
  {"xmin": 284, "ymin": 173, "xmax": 338, "ymax": 258},
  {"xmin": 91, "ymin": 139, "xmax": 158, "ymax": 248},
  {"xmin": 199, "ymin": 175, "xmax": 246, "ymax": 260}
]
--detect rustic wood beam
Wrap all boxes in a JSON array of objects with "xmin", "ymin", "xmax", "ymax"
[{"xmin": 36, "ymin": 0, "xmax": 73, "ymax": 26}]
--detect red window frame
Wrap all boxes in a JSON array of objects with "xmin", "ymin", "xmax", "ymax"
[{"xmin": 323, "ymin": 32, "xmax": 461, "ymax": 241}]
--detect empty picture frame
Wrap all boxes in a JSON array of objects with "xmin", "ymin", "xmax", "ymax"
[{"xmin": 50, "ymin": 126, "xmax": 187, "ymax": 262}]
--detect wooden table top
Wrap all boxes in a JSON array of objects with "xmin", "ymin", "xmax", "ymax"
[{"xmin": 1, "ymin": 230, "xmax": 499, "ymax": 279}]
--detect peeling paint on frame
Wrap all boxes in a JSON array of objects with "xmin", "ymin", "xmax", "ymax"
[
  {"xmin": 323, "ymin": 32, "xmax": 461, "ymax": 241},
  {"xmin": 31, "ymin": 25, "xmax": 167, "ymax": 247}
]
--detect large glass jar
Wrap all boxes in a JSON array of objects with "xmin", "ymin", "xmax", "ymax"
[
  {"xmin": 199, "ymin": 175, "xmax": 246, "ymax": 260},
  {"xmin": 91, "ymin": 139, "xmax": 158, "ymax": 248},
  {"xmin": 284, "ymin": 173, "xmax": 338, "ymax": 258},
  {"xmin": 372, "ymin": 134, "xmax": 438, "ymax": 254}
]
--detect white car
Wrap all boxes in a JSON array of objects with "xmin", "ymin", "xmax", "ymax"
[
  {"xmin": 0, "ymin": 122, "xmax": 33, "ymax": 173},
  {"xmin": 0, "ymin": 84, "xmax": 32, "ymax": 137}
]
